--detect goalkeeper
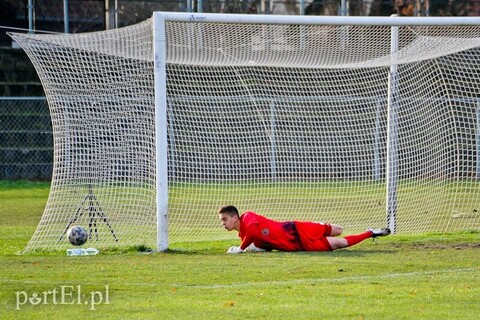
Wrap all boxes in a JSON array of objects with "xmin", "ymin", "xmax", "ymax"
[{"xmin": 218, "ymin": 205, "xmax": 391, "ymax": 254}]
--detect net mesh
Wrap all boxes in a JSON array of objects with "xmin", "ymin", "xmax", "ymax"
[{"xmin": 10, "ymin": 16, "xmax": 480, "ymax": 252}]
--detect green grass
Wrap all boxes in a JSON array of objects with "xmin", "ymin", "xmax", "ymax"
[{"xmin": 0, "ymin": 181, "xmax": 479, "ymax": 319}]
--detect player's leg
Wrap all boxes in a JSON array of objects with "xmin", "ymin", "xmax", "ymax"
[
  {"xmin": 344, "ymin": 228, "xmax": 391, "ymax": 246},
  {"xmin": 342, "ymin": 230, "xmax": 375, "ymax": 247},
  {"xmin": 296, "ymin": 222, "xmax": 390, "ymax": 251},
  {"xmin": 326, "ymin": 236, "xmax": 348, "ymax": 250},
  {"xmin": 328, "ymin": 228, "xmax": 391, "ymax": 250},
  {"xmin": 296, "ymin": 222, "xmax": 339, "ymax": 251},
  {"xmin": 311, "ymin": 222, "xmax": 343, "ymax": 236},
  {"xmin": 303, "ymin": 232, "xmax": 372, "ymax": 251},
  {"xmin": 329, "ymin": 224, "xmax": 343, "ymax": 236},
  {"xmin": 327, "ymin": 231, "xmax": 372, "ymax": 250}
]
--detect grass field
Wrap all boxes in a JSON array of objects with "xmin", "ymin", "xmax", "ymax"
[{"xmin": 1, "ymin": 180, "xmax": 479, "ymax": 319}]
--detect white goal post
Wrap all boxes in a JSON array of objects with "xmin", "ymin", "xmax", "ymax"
[{"xmin": 10, "ymin": 13, "xmax": 480, "ymax": 253}]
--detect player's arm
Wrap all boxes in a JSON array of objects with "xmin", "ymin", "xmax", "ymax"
[
  {"xmin": 228, "ymin": 227, "xmax": 267, "ymax": 253},
  {"xmin": 226, "ymin": 233, "xmax": 253, "ymax": 254},
  {"xmin": 227, "ymin": 245, "xmax": 244, "ymax": 254},
  {"xmin": 244, "ymin": 243, "xmax": 266, "ymax": 252},
  {"xmin": 227, "ymin": 241, "xmax": 266, "ymax": 254},
  {"xmin": 239, "ymin": 232, "xmax": 255, "ymax": 251},
  {"xmin": 227, "ymin": 212, "xmax": 264, "ymax": 254},
  {"xmin": 227, "ymin": 221, "xmax": 256, "ymax": 254}
]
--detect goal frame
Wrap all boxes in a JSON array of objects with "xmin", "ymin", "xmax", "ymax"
[{"xmin": 152, "ymin": 12, "xmax": 480, "ymax": 251}]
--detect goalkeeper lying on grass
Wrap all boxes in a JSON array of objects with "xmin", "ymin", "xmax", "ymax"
[{"xmin": 218, "ymin": 205, "xmax": 391, "ymax": 254}]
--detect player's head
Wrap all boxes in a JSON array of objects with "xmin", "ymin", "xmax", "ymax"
[
  {"xmin": 218, "ymin": 205, "xmax": 239, "ymax": 217},
  {"xmin": 218, "ymin": 205, "xmax": 240, "ymax": 231}
]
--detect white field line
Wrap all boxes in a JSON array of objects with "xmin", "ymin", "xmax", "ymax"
[
  {"xmin": 174, "ymin": 267, "xmax": 478, "ymax": 289},
  {"xmin": 1, "ymin": 267, "xmax": 477, "ymax": 289}
]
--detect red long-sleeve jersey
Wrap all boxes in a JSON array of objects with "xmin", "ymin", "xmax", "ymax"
[
  {"xmin": 239, "ymin": 212, "xmax": 302, "ymax": 251},
  {"xmin": 238, "ymin": 211, "xmax": 332, "ymax": 251}
]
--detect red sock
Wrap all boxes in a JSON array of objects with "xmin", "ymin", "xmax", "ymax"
[{"xmin": 344, "ymin": 231, "xmax": 373, "ymax": 247}]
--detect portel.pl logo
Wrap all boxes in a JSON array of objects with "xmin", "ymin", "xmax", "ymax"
[{"xmin": 15, "ymin": 285, "xmax": 110, "ymax": 310}]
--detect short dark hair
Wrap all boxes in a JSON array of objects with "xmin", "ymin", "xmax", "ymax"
[{"xmin": 218, "ymin": 205, "xmax": 239, "ymax": 217}]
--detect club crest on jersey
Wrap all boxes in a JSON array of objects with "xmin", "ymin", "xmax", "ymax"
[{"xmin": 262, "ymin": 228, "xmax": 270, "ymax": 236}]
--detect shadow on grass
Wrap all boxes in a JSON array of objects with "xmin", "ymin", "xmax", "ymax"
[{"xmin": 162, "ymin": 247, "xmax": 399, "ymax": 256}]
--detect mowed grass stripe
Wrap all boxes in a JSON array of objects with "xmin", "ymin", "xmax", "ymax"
[{"xmin": 1, "ymin": 267, "xmax": 476, "ymax": 288}]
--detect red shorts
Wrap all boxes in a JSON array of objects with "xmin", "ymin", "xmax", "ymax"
[{"xmin": 294, "ymin": 221, "xmax": 333, "ymax": 251}]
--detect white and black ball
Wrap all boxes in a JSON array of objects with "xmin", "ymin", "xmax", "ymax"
[{"xmin": 67, "ymin": 226, "xmax": 88, "ymax": 246}]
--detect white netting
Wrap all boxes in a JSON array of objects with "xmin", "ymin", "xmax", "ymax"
[
  {"xmin": 10, "ymin": 15, "xmax": 480, "ymax": 252},
  {"xmin": 11, "ymin": 20, "xmax": 156, "ymax": 252}
]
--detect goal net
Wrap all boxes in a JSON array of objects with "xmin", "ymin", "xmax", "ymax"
[{"xmin": 10, "ymin": 13, "xmax": 480, "ymax": 252}]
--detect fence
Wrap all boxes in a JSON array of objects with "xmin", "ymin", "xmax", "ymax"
[{"xmin": 0, "ymin": 97, "xmax": 52, "ymax": 180}]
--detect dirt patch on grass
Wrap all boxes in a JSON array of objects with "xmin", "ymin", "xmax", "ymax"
[{"xmin": 407, "ymin": 242, "xmax": 480, "ymax": 250}]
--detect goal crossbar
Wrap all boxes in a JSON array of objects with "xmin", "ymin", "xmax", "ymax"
[{"xmin": 156, "ymin": 12, "xmax": 480, "ymax": 26}]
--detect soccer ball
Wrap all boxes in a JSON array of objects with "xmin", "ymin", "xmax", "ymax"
[{"xmin": 67, "ymin": 226, "xmax": 88, "ymax": 246}]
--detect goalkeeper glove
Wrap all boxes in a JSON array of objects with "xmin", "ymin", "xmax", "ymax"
[
  {"xmin": 227, "ymin": 246, "xmax": 244, "ymax": 254},
  {"xmin": 245, "ymin": 243, "xmax": 266, "ymax": 252}
]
